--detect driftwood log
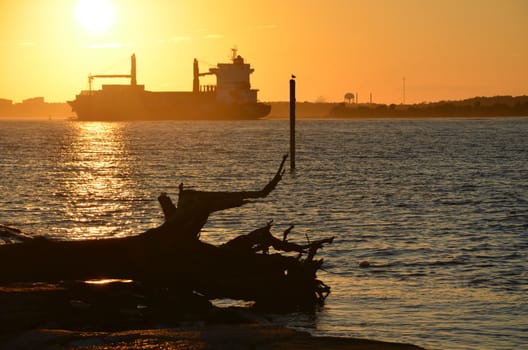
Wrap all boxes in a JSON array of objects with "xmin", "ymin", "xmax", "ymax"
[{"xmin": 0, "ymin": 155, "xmax": 332, "ymax": 311}]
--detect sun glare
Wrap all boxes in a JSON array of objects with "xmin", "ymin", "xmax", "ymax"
[{"xmin": 76, "ymin": 0, "xmax": 114, "ymax": 33}]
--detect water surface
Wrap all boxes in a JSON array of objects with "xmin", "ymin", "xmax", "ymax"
[{"xmin": 1, "ymin": 118, "xmax": 527, "ymax": 350}]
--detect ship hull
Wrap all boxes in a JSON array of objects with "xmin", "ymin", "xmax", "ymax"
[{"xmin": 69, "ymin": 89, "xmax": 270, "ymax": 121}]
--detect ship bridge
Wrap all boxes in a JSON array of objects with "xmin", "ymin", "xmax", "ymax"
[{"xmin": 194, "ymin": 49, "xmax": 259, "ymax": 104}]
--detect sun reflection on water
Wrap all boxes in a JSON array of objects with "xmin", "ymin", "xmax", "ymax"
[
  {"xmin": 60, "ymin": 122, "xmax": 135, "ymax": 240},
  {"xmin": 84, "ymin": 278, "xmax": 134, "ymax": 285}
]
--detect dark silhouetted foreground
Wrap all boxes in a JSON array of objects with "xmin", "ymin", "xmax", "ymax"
[
  {"xmin": 0, "ymin": 156, "xmax": 428, "ymax": 350},
  {"xmin": 0, "ymin": 156, "xmax": 331, "ymax": 311},
  {"xmin": 0, "ymin": 323, "xmax": 426, "ymax": 349}
]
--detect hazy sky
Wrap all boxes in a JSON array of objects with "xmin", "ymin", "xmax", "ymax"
[{"xmin": 1, "ymin": 0, "xmax": 527, "ymax": 103}]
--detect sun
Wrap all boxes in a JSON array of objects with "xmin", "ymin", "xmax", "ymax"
[{"xmin": 76, "ymin": 0, "xmax": 115, "ymax": 33}]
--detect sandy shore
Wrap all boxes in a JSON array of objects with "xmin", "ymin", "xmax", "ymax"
[
  {"xmin": 1, "ymin": 324, "xmax": 425, "ymax": 350},
  {"xmin": 0, "ymin": 283, "xmax": 426, "ymax": 350}
]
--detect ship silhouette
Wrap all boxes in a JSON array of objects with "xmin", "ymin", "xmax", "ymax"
[{"xmin": 69, "ymin": 49, "xmax": 271, "ymax": 121}]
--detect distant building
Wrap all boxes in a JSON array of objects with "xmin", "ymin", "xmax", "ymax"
[
  {"xmin": 0, "ymin": 96, "xmax": 73, "ymax": 119},
  {"xmin": 0, "ymin": 98, "xmax": 13, "ymax": 107}
]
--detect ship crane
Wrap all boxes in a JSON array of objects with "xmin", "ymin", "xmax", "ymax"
[
  {"xmin": 192, "ymin": 58, "xmax": 215, "ymax": 93},
  {"xmin": 88, "ymin": 54, "xmax": 137, "ymax": 92}
]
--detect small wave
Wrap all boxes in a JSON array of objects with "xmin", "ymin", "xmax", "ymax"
[
  {"xmin": 0, "ymin": 224, "xmax": 33, "ymax": 244},
  {"xmin": 436, "ymin": 199, "xmax": 481, "ymax": 206}
]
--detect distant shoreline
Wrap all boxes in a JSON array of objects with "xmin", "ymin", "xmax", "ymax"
[
  {"xmin": 0, "ymin": 97, "xmax": 74, "ymax": 120},
  {"xmin": 267, "ymin": 95, "xmax": 528, "ymax": 119},
  {"xmin": 2, "ymin": 95, "xmax": 527, "ymax": 120}
]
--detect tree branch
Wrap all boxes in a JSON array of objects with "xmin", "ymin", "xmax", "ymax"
[{"xmin": 176, "ymin": 154, "xmax": 288, "ymax": 214}]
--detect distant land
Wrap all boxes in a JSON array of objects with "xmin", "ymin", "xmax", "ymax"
[
  {"xmin": 0, "ymin": 97, "xmax": 74, "ymax": 120},
  {"xmin": 268, "ymin": 95, "xmax": 528, "ymax": 119},
  {"xmin": 1, "ymin": 95, "xmax": 527, "ymax": 120}
]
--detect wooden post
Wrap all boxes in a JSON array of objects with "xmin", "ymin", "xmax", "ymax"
[{"xmin": 289, "ymin": 77, "xmax": 296, "ymax": 170}]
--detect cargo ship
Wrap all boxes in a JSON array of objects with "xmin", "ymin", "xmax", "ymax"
[{"xmin": 68, "ymin": 49, "xmax": 271, "ymax": 120}]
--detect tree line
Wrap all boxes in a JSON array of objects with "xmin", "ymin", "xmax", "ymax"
[{"xmin": 329, "ymin": 95, "xmax": 528, "ymax": 118}]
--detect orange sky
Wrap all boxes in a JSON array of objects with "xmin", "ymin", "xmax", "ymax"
[{"xmin": 1, "ymin": 0, "xmax": 527, "ymax": 104}]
